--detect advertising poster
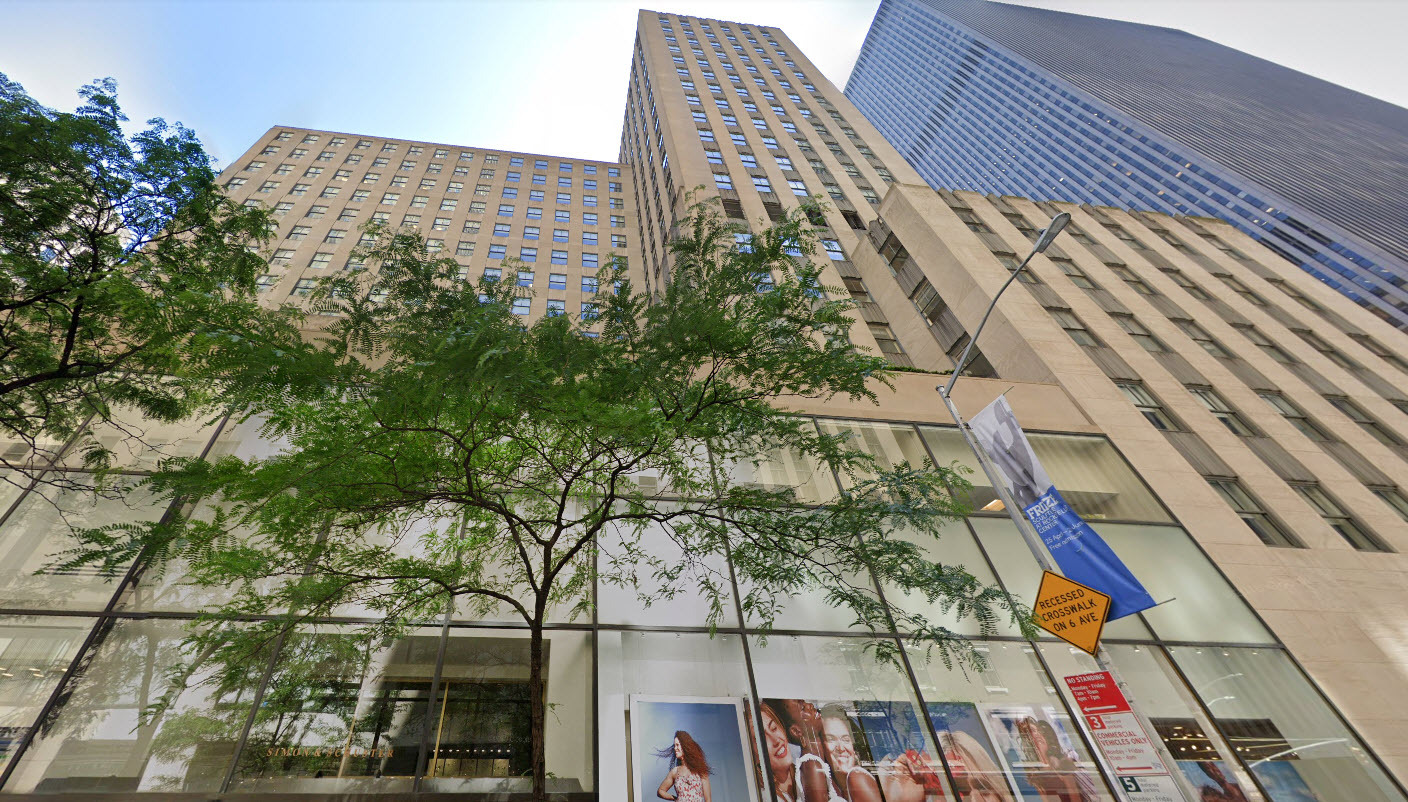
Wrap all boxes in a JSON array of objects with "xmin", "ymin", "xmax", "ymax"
[
  {"xmin": 927, "ymin": 702, "xmax": 1017, "ymax": 801},
  {"xmin": 761, "ymin": 697, "xmax": 947, "ymax": 802},
  {"xmin": 1176, "ymin": 760, "xmax": 1251, "ymax": 802},
  {"xmin": 1250, "ymin": 761, "xmax": 1321, "ymax": 802},
  {"xmin": 631, "ymin": 696, "xmax": 759, "ymax": 802},
  {"xmin": 979, "ymin": 703, "xmax": 1103, "ymax": 802}
]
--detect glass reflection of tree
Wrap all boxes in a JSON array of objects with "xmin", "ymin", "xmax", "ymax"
[
  {"xmin": 233, "ymin": 633, "xmax": 436, "ymax": 783},
  {"xmin": 427, "ymin": 636, "xmax": 536, "ymax": 781}
]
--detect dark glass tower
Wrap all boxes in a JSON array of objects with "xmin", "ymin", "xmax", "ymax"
[{"xmin": 845, "ymin": 0, "xmax": 1408, "ymax": 328}]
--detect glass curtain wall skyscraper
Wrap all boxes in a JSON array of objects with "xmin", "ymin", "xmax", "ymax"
[{"xmin": 844, "ymin": 0, "xmax": 1408, "ymax": 329}]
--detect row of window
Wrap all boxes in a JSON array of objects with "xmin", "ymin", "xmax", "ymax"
[
  {"xmin": 241, "ymin": 166, "xmax": 623, "ymax": 195},
  {"xmin": 266, "ymin": 131, "xmax": 621, "ymax": 177},
  {"xmin": 1116, "ymin": 380, "xmax": 1404, "ymax": 550}
]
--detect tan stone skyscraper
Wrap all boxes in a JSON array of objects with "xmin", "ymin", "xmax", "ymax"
[{"xmin": 620, "ymin": 10, "xmax": 929, "ymax": 363}]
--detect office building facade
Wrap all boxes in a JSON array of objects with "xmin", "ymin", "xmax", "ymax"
[
  {"xmin": 0, "ymin": 9, "xmax": 1407, "ymax": 801},
  {"xmin": 845, "ymin": 0, "xmax": 1408, "ymax": 329}
]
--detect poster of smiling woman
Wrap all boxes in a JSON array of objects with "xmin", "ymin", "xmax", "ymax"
[
  {"xmin": 760, "ymin": 697, "xmax": 947, "ymax": 802},
  {"xmin": 631, "ymin": 696, "xmax": 760, "ymax": 802}
]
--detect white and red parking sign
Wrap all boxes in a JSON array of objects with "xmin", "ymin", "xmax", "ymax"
[{"xmin": 1065, "ymin": 671, "xmax": 1185, "ymax": 802}]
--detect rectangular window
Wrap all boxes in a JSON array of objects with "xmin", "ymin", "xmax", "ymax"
[
  {"xmin": 1208, "ymin": 479, "xmax": 1300, "ymax": 547},
  {"xmin": 555, "ymin": 210, "xmax": 570, "ymax": 223},
  {"xmin": 1047, "ymin": 307, "xmax": 1098, "ymax": 346},
  {"xmin": 611, "ymin": 234, "xmax": 627, "ymax": 248},
  {"xmin": 582, "ymin": 253, "xmax": 599, "ymax": 269},
  {"xmin": 551, "ymin": 250, "xmax": 568, "ymax": 265},
  {"xmin": 583, "ymin": 195, "xmax": 597, "ymax": 207},
  {"xmin": 1172, "ymin": 318, "xmax": 1231, "ymax": 358},
  {"xmin": 1116, "ymin": 382, "xmax": 1179, "ymax": 430},
  {"xmin": 380, "ymin": 192, "xmax": 400, "ymax": 205},
  {"xmin": 1369, "ymin": 486, "xmax": 1408, "ymax": 523},
  {"xmin": 1293, "ymin": 328, "xmax": 1359, "ymax": 369},
  {"xmin": 502, "ymin": 187, "xmax": 518, "ymax": 199},
  {"xmin": 432, "ymin": 217, "xmax": 451, "ymax": 231},
  {"xmin": 456, "ymin": 241, "xmax": 475, "ymax": 257},
  {"xmin": 546, "ymin": 299, "xmax": 566, "ymax": 317},
  {"xmin": 610, "ymin": 215, "xmax": 625, "ymax": 228},
  {"xmin": 469, "ymin": 201, "xmax": 486, "ymax": 214},
  {"xmin": 1235, "ymin": 323, "xmax": 1296, "ymax": 363},
  {"xmin": 493, "ymin": 223, "xmax": 510, "ymax": 237},
  {"xmin": 1108, "ymin": 264, "xmax": 1157, "ymax": 295},
  {"xmin": 517, "ymin": 269, "xmax": 535, "ymax": 285},
  {"xmin": 557, "ymin": 193, "xmax": 571, "ymax": 205},
  {"xmin": 527, "ymin": 207, "xmax": 542, "ymax": 220},
  {"xmin": 582, "ymin": 232, "xmax": 598, "ymax": 246},
  {"xmin": 713, "ymin": 173, "xmax": 733, "ymax": 190},
  {"xmin": 483, "ymin": 267, "xmax": 502, "ymax": 282},
  {"xmin": 498, "ymin": 204, "xmax": 515, "ymax": 217},
  {"xmin": 523, "ymin": 225, "xmax": 540, "ymax": 240},
  {"xmin": 553, "ymin": 229, "xmax": 569, "ymax": 243},
  {"xmin": 291, "ymin": 278, "xmax": 318, "ymax": 296},
  {"xmin": 1259, "ymin": 392, "xmax": 1332, "ymax": 441},
  {"xmin": 581, "ymin": 302, "xmax": 600, "ymax": 321},
  {"xmin": 511, "ymin": 297, "xmax": 531, "ymax": 315},
  {"xmin": 1162, "ymin": 268, "xmax": 1210, "ymax": 299},
  {"xmin": 487, "ymin": 244, "xmax": 506, "ymax": 259},
  {"xmin": 463, "ymin": 220, "xmax": 481, "ymax": 234},
  {"xmin": 1293, "ymin": 484, "xmax": 1387, "ymax": 551},
  {"xmin": 1188, "ymin": 386, "xmax": 1256, "ymax": 436},
  {"xmin": 548, "ymin": 273, "xmax": 567, "ymax": 290},
  {"xmin": 1112, "ymin": 314, "xmax": 1167, "ymax": 353},
  {"xmin": 1324, "ymin": 395, "xmax": 1403, "ymax": 447},
  {"xmin": 752, "ymin": 175, "xmax": 772, "ymax": 192},
  {"xmin": 529, "ymin": 189, "xmax": 545, "ymax": 202}
]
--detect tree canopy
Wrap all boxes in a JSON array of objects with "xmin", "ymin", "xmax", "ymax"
[
  {"xmin": 0, "ymin": 74, "xmax": 300, "ymax": 478},
  {"xmin": 66, "ymin": 200, "xmax": 1027, "ymax": 799}
]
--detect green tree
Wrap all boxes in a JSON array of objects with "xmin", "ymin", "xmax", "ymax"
[
  {"xmin": 0, "ymin": 74, "xmax": 300, "ymax": 479},
  {"xmin": 72, "ymin": 202, "xmax": 1025, "ymax": 799}
]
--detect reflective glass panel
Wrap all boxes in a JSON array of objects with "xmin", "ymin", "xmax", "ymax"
[{"xmin": 1168, "ymin": 646, "xmax": 1403, "ymax": 802}]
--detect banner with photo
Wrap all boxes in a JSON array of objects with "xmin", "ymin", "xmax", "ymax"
[
  {"xmin": 760, "ymin": 697, "xmax": 947, "ymax": 802},
  {"xmin": 631, "ymin": 696, "xmax": 760, "ymax": 802},
  {"xmin": 927, "ymin": 701, "xmax": 1019, "ymax": 801},
  {"xmin": 977, "ymin": 703, "xmax": 1105, "ymax": 802},
  {"xmin": 969, "ymin": 396, "xmax": 1155, "ymax": 619}
]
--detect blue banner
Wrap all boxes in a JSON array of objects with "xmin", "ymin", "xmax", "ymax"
[
  {"xmin": 1023, "ymin": 487, "xmax": 1155, "ymax": 619},
  {"xmin": 970, "ymin": 397, "xmax": 1155, "ymax": 620}
]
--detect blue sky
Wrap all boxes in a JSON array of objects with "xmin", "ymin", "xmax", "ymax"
[{"xmin": 3, "ymin": 0, "xmax": 1404, "ymax": 168}]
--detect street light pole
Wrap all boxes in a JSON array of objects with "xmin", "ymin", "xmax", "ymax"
[{"xmin": 934, "ymin": 212, "xmax": 1200, "ymax": 802}]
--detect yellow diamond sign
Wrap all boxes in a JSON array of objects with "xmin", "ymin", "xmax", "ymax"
[{"xmin": 1033, "ymin": 571, "xmax": 1111, "ymax": 656}]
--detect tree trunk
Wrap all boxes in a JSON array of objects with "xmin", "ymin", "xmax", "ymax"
[{"xmin": 529, "ymin": 624, "xmax": 547, "ymax": 801}]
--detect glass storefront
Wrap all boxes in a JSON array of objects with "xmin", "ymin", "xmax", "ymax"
[{"xmin": 0, "ymin": 414, "xmax": 1399, "ymax": 799}]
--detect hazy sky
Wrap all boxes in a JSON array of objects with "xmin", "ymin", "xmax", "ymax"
[{"xmin": 2, "ymin": 0, "xmax": 1404, "ymax": 168}]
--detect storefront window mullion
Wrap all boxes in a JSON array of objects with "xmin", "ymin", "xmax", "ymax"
[
  {"xmin": 410, "ymin": 605, "xmax": 454, "ymax": 790},
  {"xmin": 218, "ymin": 626, "xmax": 294, "ymax": 793},
  {"xmin": 725, "ymin": 531, "xmax": 778, "ymax": 802}
]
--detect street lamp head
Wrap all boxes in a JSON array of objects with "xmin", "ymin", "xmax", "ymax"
[{"xmin": 1032, "ymin": 212, "xmax": 1072, "ymax": 253}]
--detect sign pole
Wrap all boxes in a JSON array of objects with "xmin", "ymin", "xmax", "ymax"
[{"xmin": 937, "ymin": 385, "xmax": 1198, "ymax": 802}]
